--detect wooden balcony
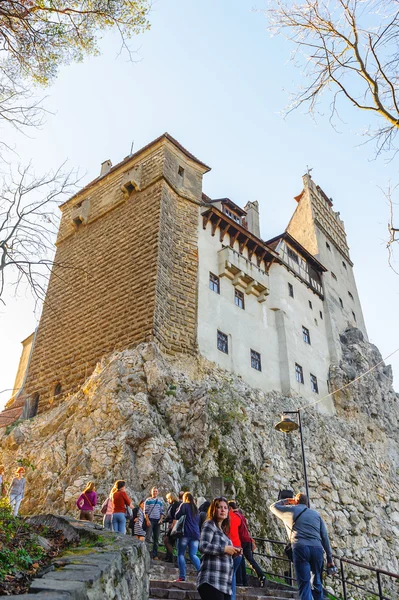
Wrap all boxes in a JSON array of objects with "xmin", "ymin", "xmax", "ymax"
[{"xmin": 218, "ymin": 246, "xmax": 270, "ymax": 302}]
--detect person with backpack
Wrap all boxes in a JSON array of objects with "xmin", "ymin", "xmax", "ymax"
[
  {"xmin": 144, "ymin": 486, "xmax": 165, "ymax": 558},
  {"xmin": 76, "ymin": 481, "xmax": 97, "ymax": 521},
  {"xmin": 174, "ymin": 492, "xmax": 201, "ymax": 582},
  {"xmin": 228, "ymin": 502, "xmax": 265, "ymax": 587},
  {"xmin": 269, "ymin": 493, "xmax": 335, "ymax": 600}
]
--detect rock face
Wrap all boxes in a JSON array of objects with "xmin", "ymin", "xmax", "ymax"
[{"xmin": 1, "ymin": 330, "xmax": 398, "ymax": 580}]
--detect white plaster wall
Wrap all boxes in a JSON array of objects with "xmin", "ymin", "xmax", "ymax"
[
  {"xmin": 314, "ymin": 228, "xmax": 368, "ymax": 364},
  {"xmin": 268, "ymin": 263, "xmax": 333, "ymax": 413},
  {"xmin": 197, "ymin": 221, "xmax": 334, "ymax": 412},
  {"xmin": 197, "ymin": 222, "xmax": 281, "ymax": 392}
]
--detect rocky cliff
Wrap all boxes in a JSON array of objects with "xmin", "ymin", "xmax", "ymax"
[{"xmin": 1, "ymin": 328, "xmax": 398, "ymax": 578}]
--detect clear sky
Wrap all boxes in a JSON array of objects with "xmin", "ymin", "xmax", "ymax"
[{"xmin": 1, "ymin": 0, "xmax": 399, "ymax": 409}]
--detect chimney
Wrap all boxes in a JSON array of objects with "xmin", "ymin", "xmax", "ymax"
[
  {"xmin": 244, "ymin": 201, "xmax": 260, "ymax": 238},
  {"xmin": 100, "ymin": 159, "xmax": 112, "ymax": 177}
]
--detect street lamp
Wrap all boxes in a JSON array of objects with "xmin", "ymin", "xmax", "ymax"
[{"xmin": 274, "ymin": 409, "xmax": 310, "ymax": 507}]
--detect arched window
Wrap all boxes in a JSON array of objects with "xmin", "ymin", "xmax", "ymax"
[{"xmin": 54, "ymin": 382, "xmax": 62, "ymax": 397}]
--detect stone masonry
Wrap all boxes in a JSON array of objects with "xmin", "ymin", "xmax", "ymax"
[{"xmin": 10, "ymin": 135, "xmax": 209, "ymax": 414}]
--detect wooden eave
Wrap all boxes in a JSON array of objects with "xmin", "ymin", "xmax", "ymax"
[
  {"xmin": 265, "ymin": 232, "xmax": 327, "ymax": 273},
  {"xmin": 209, "ymin": 198, "xmax": 247, "ymax": 216},
  {"xmin": 202, "ymin": 206, "xmax": 281, "ymax": 269}
]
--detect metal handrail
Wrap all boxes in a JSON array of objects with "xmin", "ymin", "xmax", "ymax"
[
  {"xmin": 251, "ymin": 536, "xmax": 399, "ymax": 600},
  {"xmin": 159, "ymin": 523, "xmax": 398, "ymax": 599}
]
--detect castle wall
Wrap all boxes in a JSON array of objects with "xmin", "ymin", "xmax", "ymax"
[
  {"xmin": 267, "ymin": 262, "xmax": 333, "ymax": 412},
  {"xmin": 288, "ymin": 175, "xmax": 368, "ymax": 365},
  {"xmin": 197, "ymin": 223, "xmax": 281, "ymax": 392},
  {"xmin": 18, "ymin": 139, "xmax": 206, "ymax": 412},
  {"xmin": 21, "ymin": 180, "xmax": 163, "ymax": 410},
  {"xmin": 197, "ymin": 224, "xmax": 333, "ymax": 410}
]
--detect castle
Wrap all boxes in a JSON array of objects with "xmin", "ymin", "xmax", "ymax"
[{"xmin": 0, "ymin": 133, "xmax": 368, "ymax": 425}]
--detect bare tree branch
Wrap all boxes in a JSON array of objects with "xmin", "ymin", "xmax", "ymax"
[
  {"xmin": 0, "ymin": 164, "xmax": 80, "ymax": 305},
  {"xmin": 266, "ymin": 0, "xmax": 399, "ymax": 154}
]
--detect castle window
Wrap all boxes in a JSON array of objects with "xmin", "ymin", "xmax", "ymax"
[
  {"xmin": 352, "ymin": 311, "xmax": 357, "ymax": 322},
  {"xmin": 342, "ymin": 261, "xmax": 347, "ymax": 270},
  {"xmin": 287, "ymin": 247, "xmax": 299, "ymax": 264},
  {"xmin": 319, "ymin": 311, "xmax": 323, "ymax": 320},
  {"xmin": 250, "ymin": 350, "xmax": 262, "ymax": 371},
  {"xmin": 295, "ymin": 363, "xmax": 304, "ymax": 384},
  {"xmin": 54, "ymin": 382, "xmax": 62, "ymax": 397},
  {"xmin": 302, "ymin": 326, "xmax": 311, "ymax": 345},
  {"xmin": 314, "ymin": 318, "xmax": 318, "ymax": 326},
  {"xmin": 331, "ymin": 272, "xmax": 337, "ymax": 281},
  {"xmin": 348, "ymin": 291, "xmax": 354, "ymax": 301},
  {"xmin": 209, "ymin": 272, "xmax": 220, "ymax": 294},
  {"xmin": 30, "ymin": 393, "xmax": 39, "ymax": 418},
  {"xmin": 234, "ymin": 289, "xmax": 245, "ymax": 309},
  {"xmin": 326, "ymin": 242, "xmax": 331, "ymax": 251},
  {"xmin": 308, "ymin": 300, "xmax": 313, "ymax": 310},
  {"xmin": 178, "ymin": 166, "xmax": 185, "ymax": 178},
  {"xmin": 217, "ymin": 330, "xmax": 228, "ymax": 354},
  {"xmin": 288, "ymin": 282, "xmax": 294, "ymax": 298},
  {"xmin": 339, "ymin": 297, "xmax": 344, "ymax": 308},
  {"xmin": 73, "ymin": 216, "xmax": 83, "ymax": 229},
  {"xmin": 310, "ymin": 374, "xmax": 319, "ymax": 393}
]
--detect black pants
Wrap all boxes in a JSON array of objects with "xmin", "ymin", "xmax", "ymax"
[
  {"xmin": 146, "ymin": 519, "xmax": 161, "ymax": 557},
  {"xmin": 164, "ymin": 528, "xmax": 175, "ymax": 559},
  {"xmin": 242, "ymin": 542, "xmax": 264, "ymax": 578},
  {"xmin": 198, "ymin": 583, "xmax": 231, "ymax": 600}
]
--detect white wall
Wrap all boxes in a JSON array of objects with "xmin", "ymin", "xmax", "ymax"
[
  {"xmin": 197, "ymin": 221, "xmax": 281, "ymax": 392},
  {"xmin": 268, "ymin": 261, "xmax": 333, "ymax": 413},
  {"xmin": 197, "ymin": 220, "xmax": 334, "ymax": 412}
]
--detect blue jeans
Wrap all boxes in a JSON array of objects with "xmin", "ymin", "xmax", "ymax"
[
  {"xmin": 103, "ymin": 514, "xmax": 113, "ymax": 531},
  {"xmin": 177, "ymin": 537, "xmax": 200, "ymax": 579},
  {"xmin": 112, "ymin": 512, "xmax": 126, "ymax": 534},
  {"xmin": 293, "ymin": 545, "xmax": 324, "ymax": 600},
  {"xmin": 10, "ymin": 494, "xmax": 23, "ymax": 516},
  {"xmin": 231, "ymin": 555, "xmax": 243, "ymax": 600}
]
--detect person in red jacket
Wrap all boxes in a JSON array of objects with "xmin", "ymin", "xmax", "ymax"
[
  {"xmin": 229, "ymin": 501, "xmax": 265, "ymax": 587},
  {"xmin": 229, "ymin": 504, "xmax": 243, "ymax": 600},
  {"xmin": 111, "ymin": 480, "xmax": 134, "ymax": 534}
]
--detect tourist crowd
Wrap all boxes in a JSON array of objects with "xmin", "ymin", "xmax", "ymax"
[
  {"xmin": 1, "ymin": 470, "xmax": 333, "ymax": 600},
  {"xmin": 75, "ymin": 481, "xmax": 266, "ymax": 600}
]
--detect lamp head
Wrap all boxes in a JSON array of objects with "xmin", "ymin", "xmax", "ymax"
[{"xmin": 274, "ymin": 414, "xmax": 299, "ymax": 433}]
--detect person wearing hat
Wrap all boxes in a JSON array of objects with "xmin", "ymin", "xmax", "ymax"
[{"xmin": 9, "ymin": 467, "xmax": 26, "ymax": 516}]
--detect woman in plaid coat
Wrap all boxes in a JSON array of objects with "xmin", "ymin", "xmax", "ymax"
[{"xmin": 197, "ymin": 498, "xmax": 242, "ymax": 600}]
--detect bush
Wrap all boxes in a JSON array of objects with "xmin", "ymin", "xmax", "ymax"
[{"xmin": 0, "ymin": 498, "xmax": 45, "ymax": 580}]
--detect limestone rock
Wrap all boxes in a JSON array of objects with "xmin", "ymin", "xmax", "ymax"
[{"xmin": 0, "ymin": 331, "xmax": 398, "ymax": 583}]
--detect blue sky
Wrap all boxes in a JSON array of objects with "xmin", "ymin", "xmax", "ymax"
[{"xmin": 1, "ymin": 0, "xmax": 399, "ymax": 408}]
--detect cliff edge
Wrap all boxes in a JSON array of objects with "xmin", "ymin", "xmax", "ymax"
[{"xmin": 1, "ymin": 329, "xmax": 398, "ymax": 575}]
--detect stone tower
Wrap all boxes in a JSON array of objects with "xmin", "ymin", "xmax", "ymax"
[
  {"xmin": 287, "ymin": 173, "xmax": 367, "ymax": 362},
  {"xmin": 11, "ymin": 134, "xmax": 209, "ymax": 414}
]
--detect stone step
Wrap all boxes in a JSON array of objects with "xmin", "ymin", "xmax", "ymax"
[
  {"xmin": 149, "ymin": 597, "xmax": 295, "ymax": 600},
  {"xmin": 149, "ymin": 585, "xmax": 297, "ymax": 600},
  {"xmin": 150, "ymin": 580, "xmax": 296, "ymax": 596}
]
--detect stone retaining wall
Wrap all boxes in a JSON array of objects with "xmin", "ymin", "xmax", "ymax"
[{"xmin": 9, "ymin": 516, "xmax": 150, "ymax": 600}]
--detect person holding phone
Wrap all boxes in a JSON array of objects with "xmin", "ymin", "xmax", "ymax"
[{"xmin": 197, "ymin": 497, "xmax": 241, "ymax": 600}]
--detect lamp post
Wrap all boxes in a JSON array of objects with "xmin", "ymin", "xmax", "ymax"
[{"xmin": 274, "ymin": 409, "xmax": 310, "ymax": 507}]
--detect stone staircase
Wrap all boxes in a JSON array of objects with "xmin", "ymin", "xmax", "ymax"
[{"xmin": 149, "ymin": 559, "xmax": 299, "ymax": 600}]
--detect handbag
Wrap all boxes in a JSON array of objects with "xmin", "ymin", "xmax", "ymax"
[
  {"xmin": 284, "ymin": 507, "xmax": 308, "ymax": 562},
  {"xmin": 170, "ymin": 514, "xmax": 186, "ymax": 539},
  {"xmin": 101, "ymin": 498, "xmax": 110, "ymax": 515}
]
